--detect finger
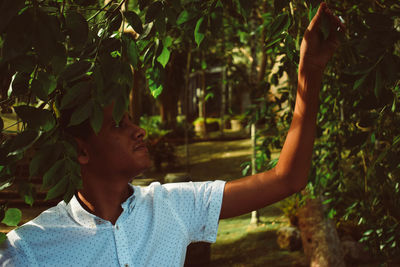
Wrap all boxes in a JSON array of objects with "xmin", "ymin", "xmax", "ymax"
[{"xmin": 308, "ymin": 2, "xmax": 328, "ymax": 31}]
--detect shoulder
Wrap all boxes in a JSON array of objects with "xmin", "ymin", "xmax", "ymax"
[
  {"xmin": 132, "ymin": 180, "xmax": 226, "ymax": 215},
  {"xmin": 0, "ymin": 204, "xmax": 61, "ymax": 266},
  {"xmin": 4, "ymin": 201, "xmax": 67, "ymax": 248},
  {"xmin": 134, "ymin": 180, "xmax": 226, "ymax": 201}
]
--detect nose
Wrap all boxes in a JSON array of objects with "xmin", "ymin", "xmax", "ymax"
[
  {"xmin": 129, "ymin": 121, "xmax": 146, "ymax": 140},
  {"xmin": 135, "ymin": 126, "xmax": 146, "ymax": 140}
]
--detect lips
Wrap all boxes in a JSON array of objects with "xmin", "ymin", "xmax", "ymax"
[{"xmin": 133, "ymin": 142, "xmax": 148, "ymax": 152}]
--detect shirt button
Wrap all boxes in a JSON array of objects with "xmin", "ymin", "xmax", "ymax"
[
  {"xmin": 124, "ymin": 264, "xmax": 129, "ymax": 267},
  {"xmin": 116, "ymin": 225, "xmax": 119, "ymax": 230}
]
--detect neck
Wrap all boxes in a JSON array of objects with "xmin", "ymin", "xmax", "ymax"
[{"xmin": 77, "ymin": 170, "xmax": 133, "ymax": 225}]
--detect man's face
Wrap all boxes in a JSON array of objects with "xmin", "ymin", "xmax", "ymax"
[{"xmin": 81, "ymin": 105, "xmax": 151, "ymax": 179}]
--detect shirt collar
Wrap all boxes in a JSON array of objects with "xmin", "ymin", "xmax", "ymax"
[{"xmin": 65, "ymin": 184, "xmax": 136, "ymax": 228}]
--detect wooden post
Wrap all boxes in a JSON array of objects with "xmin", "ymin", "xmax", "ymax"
[
  {"xmin": 184, "ymin": 47, "xmax": 192, "ymax": 173},
  {"xmin": 250, "ymin": 123, "xmax": 260, "ymax": 225}
]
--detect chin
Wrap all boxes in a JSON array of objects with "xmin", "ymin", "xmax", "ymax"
[{"xmin": 127, "ymin": 161, "xmax": 152, "ymax": 178}]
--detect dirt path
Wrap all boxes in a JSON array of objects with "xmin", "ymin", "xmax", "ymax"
[
  {"xmin": 177, "ymin": 139, "xmax": 253, "ymax": 181},
  {"xmin": 147, "ymin": 138, "xmax": 307, "ymax": 266}
]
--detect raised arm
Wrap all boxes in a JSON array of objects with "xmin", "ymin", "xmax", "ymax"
[{"xmin": 220, "ymin": 3, "xmax": 344, "ymax": 219}]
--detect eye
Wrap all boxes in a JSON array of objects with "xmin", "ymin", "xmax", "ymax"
[{"xmin": 112, "ymin": 120, "xmax": 123, "ymax": 129}]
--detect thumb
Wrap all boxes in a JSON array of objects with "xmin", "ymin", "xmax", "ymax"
[{"xmin": 308, "ymin": 2, "xmax": 328, "ymax": 32}]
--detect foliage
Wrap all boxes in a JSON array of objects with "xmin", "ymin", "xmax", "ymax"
[
  {"xmin": 139, "ymin": 115, "xmax": 175, "ymax": 171},
  {"xmin": 237, "ymin": 0, "xmax": 400, "ymax": 262},
  {"xmin": 0, "ymin": 0, "xmax": 399, "ymax": 262}
]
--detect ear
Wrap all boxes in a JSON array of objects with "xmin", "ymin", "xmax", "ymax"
[{"xmin": 75, "ymin": 138, "xmax": 90, "ymax": 165}]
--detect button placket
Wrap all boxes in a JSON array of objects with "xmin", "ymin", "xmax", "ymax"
[{"xmin": 114, "ymin": 223, "xmax": 132, "ymax": 267}]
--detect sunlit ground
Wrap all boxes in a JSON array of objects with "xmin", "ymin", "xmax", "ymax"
[{"xmin": 209, "ymin": 204, "xmax": 308, "ymax": 267}]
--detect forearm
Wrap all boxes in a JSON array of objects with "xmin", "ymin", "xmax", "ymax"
[
  {"xmin": 274, "ymin": 65, "xmax": 323, "ymax": 192},
  {"xmin": 220, "ymin": 3, "xmax": 343, "ymax": 219}
]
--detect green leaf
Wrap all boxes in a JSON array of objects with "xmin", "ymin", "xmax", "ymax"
[
  {"xmin": 2, "ymin": 9, "xmax": 34, "ymax": 62},
  {"xmin": 45, "ymin": 176, "xmax": 68, "ymax": 201},
  {"xmin": 0, "ymin": 233, "xmax": 6, "ymax": 244},
  {"xmin": 42, "ymin": 159, "xmax": 66, "ymax": 190},
  {"xmin": 33, "ymin": 12, "xmax": 60, "ymax": 62},
  {"xmin": 374, "ymin": 69, "xmax": 383, "ymax": 99},
  {"xmin": 268, "ymin": 13, "xmax": 290, "ymax": 39},
  {"xmin": 154, "ymin": 15, "xmax": 166, "ymax": 36},
  {"xmin": 60, "ymin": 81, "xmax": 92, "ymax": 110},
  {"xmin": 112, "ymin": 96, "xmax": 128, "ymax": 125},
  {"xmin": 242, "ymin": 163, "xmax": 250, "ymax": 176},
  {"xmin": 308, "ymin": 6, "xmax": 318, "ymax": 22},
  {"xmin": 194, "ymin": 17, "xmax": 205, "ymax": 47},
  {"xmin": 353, "ymin": 73, "xmax": 369, "ymax": 91},
  {"xmin": 265, "ymin": 35, "xmax": 285, "ymax": 48},
  {"xmin": 12, "ymin": 55, "xmax": 36, "ymax": 74},
  {"xmin": 157, "ymin": 46, "xmax": 170, "ymax": 68},
  {"xmin": 107, "ymin": 11, "xmax": 122, "ymax": 33},
  {"xmin": 150, "ymin": 84, "xmax": 162, "ymax": 98},
  {"xmin": 122, "ymin": 34, "xmax": 139, "ymax": 68},
  {"xmin": 1, "ymin": 208, "xmax": 22, "ymax": 227},
  {"xmin": 90, "ymin": 102, "xmax": 104, "ymax": 134},
  {"xmin": 72, "ymin": 0, "xmax": 97, "ymax": 6},
  {"xmin": 145, "ymin": 1, "xmax": 163, "ymax": 23},
  {"xmin": 18, "ymin": 182, "xmax": 36, "ymax": 206},
  {"xmin": 163, "ymin": 36, "xmax": 173, "ymax": 48},
  {"xmin": 31, "ymin": 71, "xmax": 57, "ymax": 101},
  {"xmin": 68, "ymin": 99, "xmax": 93, "ymax": 126},
  {"xmin": 9, "ymin": 130, "xmax": 39, "ymax": 153},
  {"xmin": 63, "ymin": 180, "xmax": 75, "ymax": 204},
  {"xmin": 60, "ymin": 61, "xmax": 92, "ymax": 83},
  {"xmin": 14, "ymin": 106, "xmax": 55, "ymax": 132},
  {"xmin": 51, "ymin": 43, "xmax": 67, "ymax": 74},
  {"xmin": 0, "ymin": 0, "xmax": 25, "ymax": 33},
  {"xmin": 238, "ymin": 0, "xmax": 252, "ymax": 18},
  {"xmin": 65, "ymin": 11, "xmax": 89, "ymax": 49},
  {"xmin": 66, "ymin": 160, "xmax": 81, "ymax": 187},
  {"xmin": 364, "ymin": 229, "xmax": 374, "ymax": 236},
  {"xmin": 29, "ymin": 143, "xmax": 63, "ymax": 177},
  {"xmin": 319, "ymin": 11, "xmax": 330, "ymax": 40},
  {"xmin": 63, "ymin": 140, "xmax": 78, "ymax": 159},
  {"xmin": 176, "ymin": 10, "xmax": 191, "ymax": 25},
  {"xmin": 11, "ymin": 72, "xmax": 30, "ymax": 96},
  {"xmin": 124, "ymin": 11, "xmax": 143, "ymax": 34}
]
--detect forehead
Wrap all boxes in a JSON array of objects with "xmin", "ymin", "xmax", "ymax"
[{"xmin": 102, "ymin": 105, "xmax": 114, "ymax": 122}]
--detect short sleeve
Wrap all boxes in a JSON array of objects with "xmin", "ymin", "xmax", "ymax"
[
  {"xmin": 0, "ymin": 231, "xmax": 35, "ymax": 267},
  {"xmin": 161, "ymin": 180, "xmax": 226, "ymax": 243}
]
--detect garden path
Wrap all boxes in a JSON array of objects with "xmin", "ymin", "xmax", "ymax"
[{"xmin": 146, "ymin": 138, "xmax": 308, "ymax": 266}]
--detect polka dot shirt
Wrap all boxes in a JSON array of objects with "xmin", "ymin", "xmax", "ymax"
[{"xmin": 0, "ymin": 180, "xmax": 226, "ymax": 267}]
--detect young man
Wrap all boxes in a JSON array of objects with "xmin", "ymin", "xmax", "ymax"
[{"xmin": 1, "ymin": 3, "xmax": 344, "ymax": 266}]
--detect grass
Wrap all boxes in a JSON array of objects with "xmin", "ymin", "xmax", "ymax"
[{"xmin": 208, "ymin": 203, "xmax": 308, "ymax": 267}]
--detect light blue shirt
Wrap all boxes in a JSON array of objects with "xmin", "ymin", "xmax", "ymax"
[{"xmin": 0, "ymin": 181, "xmax": 226, "ymax": 267}]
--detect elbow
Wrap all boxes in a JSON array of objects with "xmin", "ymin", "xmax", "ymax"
[
  {"xmin": 274, "ymin": 166, "xmax": 308, "ymax": 195},
  {"xmin": 290, "ymin": 177, "xmax": 307, "ymax": 194}
]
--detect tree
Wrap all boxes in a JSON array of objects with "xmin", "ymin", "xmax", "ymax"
[{"xmin": 1, "ymin": 1, "xmax": 400, "ymax": 264}]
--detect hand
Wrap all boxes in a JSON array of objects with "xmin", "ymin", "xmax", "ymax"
[{"xmin": 299, "ymin": 2, "xmax": 345, "ymax": 71}]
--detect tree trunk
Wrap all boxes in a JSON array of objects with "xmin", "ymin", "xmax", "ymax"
[
  {"xmin": 220, "ymin": 66, "xmax": 226, "ymax": 136},
  {"xmin": 298, "ymin": 197, "xmax": 345, "ymax": 267}
]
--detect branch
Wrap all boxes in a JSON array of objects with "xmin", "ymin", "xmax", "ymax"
[{"xmin": 88, "ymin": 0, "xmax": 125, "ymax": 21}]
